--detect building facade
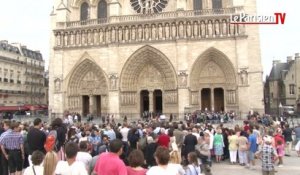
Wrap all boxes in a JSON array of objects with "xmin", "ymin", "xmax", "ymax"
[
  {"xmin": 0, "ymin": 40, "xmax": 47, "ymax": 106},
  {"xmin": 49, "ymin": 0, "xmax": 264, "ymax": 118},
  {"xmin": 265, "ymin": 53, "xmax": 300, "ymax": 115}
]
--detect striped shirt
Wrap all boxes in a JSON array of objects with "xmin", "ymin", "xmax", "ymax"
[
  {"xmin": 0, "ymin": 129, "xmax": 12, "ymax": 142},
  {"xmin": 0, "ymin": 131, "xmax": 23, "ymax": 150}
]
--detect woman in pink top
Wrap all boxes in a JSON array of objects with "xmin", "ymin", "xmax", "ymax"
[{"xmin": 127, "ymin": 150, "xmax": 147, "ymax": 175}]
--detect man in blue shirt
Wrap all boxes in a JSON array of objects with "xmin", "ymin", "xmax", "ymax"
[
  {"xmin": 0, "ymin": 120, "xmax": 12, "ymax": 175},
  {"xmin": 247, "ymin": 128, "xmax": 257, "ymax": 170}
]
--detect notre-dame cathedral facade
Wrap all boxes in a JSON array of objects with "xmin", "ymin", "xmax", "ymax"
[{"xmin": 49, "ymin": 0, "xmax": 264, "ymax": 118}]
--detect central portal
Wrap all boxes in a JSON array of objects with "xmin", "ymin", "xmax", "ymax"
[
  {"xmin": 140, "ymin": 89, "xmax": 163, "ymax": 116},
  {"xmin": 140, "ymin": 90, "xmax": 149, "ymax": 115},
  {"xmin": 154, "ymin": 89, "xmax": 163, "ymax": 114},
  {"xmin": 201, "ymin": 88, "xmax": 211, "ymax": 111}
]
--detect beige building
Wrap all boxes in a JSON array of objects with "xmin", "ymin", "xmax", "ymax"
[
  {"xmin": 0, "ymin": 40, "xmax": 47, "ymax": 106},
  {"xmin": 265, "ymin": 53, "xmax": 300, "ymax": 115},
  {"xmin": 49, "ymin": 0, "xmax": 264, "ymax": 118}
]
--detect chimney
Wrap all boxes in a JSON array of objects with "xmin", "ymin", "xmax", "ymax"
[
  {"xmin": 273, "ymin": 60, "xmax": 280, "ymax": 66},
  {"xmin": 295, "ymin": 53, "xmax": 300, "ymax": 60},
  {"xmin": 287, "ymin": 56, "xmax": 293, "ymax": 63}
]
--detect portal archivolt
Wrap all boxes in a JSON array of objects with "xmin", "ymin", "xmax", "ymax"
[
  {"xmin": 190, "ymin": 48, "xmax": 237, "ymax": 111},
  {"xmin": 67, "ymin": 59, "xmax": 108, "ymax": 115},
  {"xmin": 120, "ymin": 45, "xmax": 177, "ymax": 91}
]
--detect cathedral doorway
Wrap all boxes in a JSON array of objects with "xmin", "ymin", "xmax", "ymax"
[
  {"xmin": 68, "ymin": 58, "xmax": 109, "ymax": 115},
  {"xmin": 154, "ymin": 89, "xmax": 163, "ymax": 114},
  {"xmin": 214, "ymin": 88, "xmax": 224, "ymax": 112},
  {"xmin": 95, "ymin": 95, "xmax": 101, "ymax": 116},
  {"xmin": 120, "ymin": 45, "xmax": 178, "ymax": 116},
  {"xmin": 201, "ymin": 88, "xmax": 211, "ymax": 110},
  {"xmin": 190, "ymin": 48, "xmax": 237, "ymax": 112},
  {"xmin": 82, "ymin": 95, "xmax": 89, "ymax": 116},
  {"xmin": 140, "ymin": 90, "xmax": 149, "ymax": 115}
]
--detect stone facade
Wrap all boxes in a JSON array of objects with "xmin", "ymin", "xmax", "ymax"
[
  {"xmin": 0, "ymin": 40, "xmax": 47, "ymax": 106},
  {"xmin": 265, "ymin": 54, "xmax": 300, "ymax": 115},
  {"xmin": 49, "ymin": 0, "xmax": 264, "ymax": 118}
]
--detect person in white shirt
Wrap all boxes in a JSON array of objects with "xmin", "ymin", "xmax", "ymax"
[
  {"xmin": 55, "ymin": 142, "xmax": 88, "ymax": 175},
  {"xmin": 120, "ymin": 123, "xmax": 130, "ymax": 142},
  {"xmin": 76, "ymin": 141, "xmax": 92, "ymax": 172},
  {"xmin": 24, "ymin": 150, "xmax": 44, "ymax": 175}
]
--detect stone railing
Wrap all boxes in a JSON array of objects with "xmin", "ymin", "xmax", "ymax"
[
  {"xmin": 58, "ymin": 7, "xmax": 244, "ymax": 28},
  {"xmin": 54, "ymin": 7, "xmax": 246, "ymax": 49}
]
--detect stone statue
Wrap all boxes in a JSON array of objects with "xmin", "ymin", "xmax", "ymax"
[
  {"xmin": 215, "ymin": 21, "xmax": 220, "ymax": 36},
  {"xmin": 240, "ymin": 70, "xmax": 248, "ymax": 85},
  {"xmin": 200, "ymin": 21, "xmax": 206, "ymax": 37},
  {"xmin": 125, "ymin": 27, "xmax": 129, "ymax": 41},
  {"xmin": 151, "ymin": 24, "xmax": 156, "ymax": 40},
  {"xmin": 179, "ymin": 74, "xmax": 187, "ymax": 87},
  {"xmin": 193, "ymin": 22, "xmax": 198, "ymax": 37},
  {"xmin": 158, "ymin": 24, "xmax": 163, "ymax": 39},
  {"xmin": 208, "ymin": 21, "xmax": 213, "ymax": 37},
  {"xmin": 110, "ymin": 77, "xmax": 117, "ymax": 90},
  {"xmin": 165, "ymin": 23, "xmax": 170, "ymax": 39},
  {"xmin": 145, "ymin": 25, "xmax": 150, "ymax": 40},
  {"xmin": 76, "ymin": 32, "xmax": 80, "ymax": 45},
  {"xmin": 118, "ymin": 27, "xmax": 123, "ymax": 42},
  {"xmin": 178, "ymin": 22, "xmax": 184, "ymax": 38},
  {"xmin": 82, "ymin": 31, "xmax": 87, "ymax": 45},
  {"xmin": 55, "ymin": 79, "xmax": 61, "ymax": 92},
  {"xmin": 106, "ymin": 28, "xmax": 111, "ymax": 43},
  {"xmin": 99, "ymin": 29, "xmax": 104, "ymax": 43},
  {"xmin": 186, "ymin": 22, "xmax": 191, "ymax": 37},
  {"xmin": 230, "ymin": 23, "xmax": 235, "ymax": 36},
  {"xmin": 171, "ymin": 23, "xmax": 177, "ymax": 38},
  {"xmin": 131, "ymin": 27, "xmax": 136, "ymax": 41},
  {"xmin": 138, "ymin": 26, "xmax": 143, "ymax": 40},
  {"xmin": 222, "ymin": 20, "xmax": 227, "ymax": 36},
  {"xmin": 88, "ymin": 31, "xmax": 93, "ymax": 44},
  {"xmin": 111, "ymin": 28, "xmax": 116, "ymax": 42},
  {"xmin": 56, "ymin": 33, "xmax": 61, "ymax": 46},
  {"xmin": 70, "ymin": 33, "xmax": 74, "ymax": 45},
  {"xmin": 64, "ymin": 33, "xmax": 68, "ymax": 46},
  {"xmin": 94, "ymin": 30, "xmax": 99, "ymax": 44}
]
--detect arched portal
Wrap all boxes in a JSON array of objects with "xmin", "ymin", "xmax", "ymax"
[
  {"xmin": 67, "ymin": 59, "xmax": 108, "ymax": 116},
  {"xmin": 120, "ymin": 45, "xmax": 177, "ymax": 116},
  {"xmin": 190, "ymin": 48, "xmax": 237, "ymax": 112}
]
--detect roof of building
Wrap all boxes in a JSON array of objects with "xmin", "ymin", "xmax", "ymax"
[
  {"xmin": 0, "ymin": 40, "xmax": 21, "ymax": 55},
  {"xmin": 268, "ymin": 61, "xmax": 294, "ymax": 81},
  {"xmin": 0, "ymin": 40, "xmax": 43, "ymax": 61}
]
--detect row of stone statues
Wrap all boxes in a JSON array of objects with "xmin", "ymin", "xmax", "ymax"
[
  {"xmin": 55, "ymin": 19, "xmax": 244, "ymax": 47},
  {"xmin": 66, "ymin": 89, "xmax": 236, "ymax": 109}
]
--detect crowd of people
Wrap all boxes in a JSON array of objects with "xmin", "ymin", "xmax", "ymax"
[{"xmin": 0, "ymin": 112, "xmax": 300, "ymax": 175}]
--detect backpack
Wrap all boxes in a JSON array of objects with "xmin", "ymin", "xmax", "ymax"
[{"xmin": 44, "ymin": 130, "xmax": 58, "ymax": 152}]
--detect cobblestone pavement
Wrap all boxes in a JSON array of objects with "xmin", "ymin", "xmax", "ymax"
[{"xmin": 210, "ymin": 152, "xmax": 300, "ymax": 175}]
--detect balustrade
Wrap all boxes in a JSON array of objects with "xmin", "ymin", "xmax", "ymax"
[{"xmin": 54, "ymin": 7, "xmax": 246, "ymax": 49}]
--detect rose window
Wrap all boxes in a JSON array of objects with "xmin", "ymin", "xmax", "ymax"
[{"xmin": 130, "ymin": 0, "xmax": 169, "ymax": 14}]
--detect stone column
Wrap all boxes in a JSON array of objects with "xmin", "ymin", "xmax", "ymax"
[
  {"xmin": 211, "ymin": 88, "xmax": 214, "ymax": 111},
  {"xmin": 89, "ymin": 95, "xmax": 95, "ymax": 115},
  {"xmin": 149, "ymin": 91, "xmax": 154, "ymax": 113},
  {"xmin": 199, "ymin": 90, "xmax": 202, "ymax": 110}
]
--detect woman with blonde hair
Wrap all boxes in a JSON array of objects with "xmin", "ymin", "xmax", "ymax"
[
  {"xmin": 169, "ymin": 148, "xmax": 185, "ymax": 175},
  {"xmin": 44, "ymin": 151, "xmax": 58, "ymax": 175}
]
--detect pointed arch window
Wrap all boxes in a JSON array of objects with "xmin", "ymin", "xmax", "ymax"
[
  {"xmin": 98, "ymin": 0, "xmax": 107, "ymax": 19},
  {"xmin": 80, "ymin": 2, "xmax": 89, "ymax": 21},
  {"xmin": 193, "ymin": 0, "xmax": 203, "ymax": 10},
  {"xmin": 212, "ymin": 0, "xmax": 222, "ymax": 9}
]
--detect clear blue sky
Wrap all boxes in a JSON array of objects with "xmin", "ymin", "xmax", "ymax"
[{"xmin": 0, "ymin": 0, "xmax": 299, "ymax": 79}]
